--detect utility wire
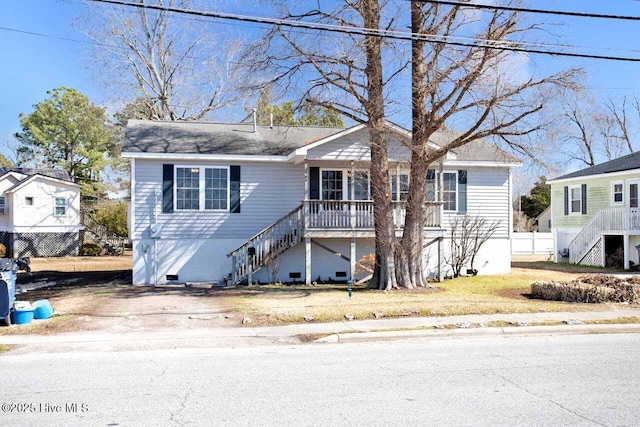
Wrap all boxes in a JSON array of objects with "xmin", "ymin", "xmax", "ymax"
[
  {"xmin": 410, "ymin": 0, "xmax": 640, "ymax": 21},
  {"xmin": 88, "ymin": 0, "xmax": 640, "ymax": 62}
]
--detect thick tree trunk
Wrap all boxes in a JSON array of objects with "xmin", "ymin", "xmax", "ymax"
[
  {"xmin": 363, "ymin": 0, "xmax": 397, "ymax": 291},
  {"xmin": 397, "ymin": 1, "xmax": 432, "ymax": 288}
]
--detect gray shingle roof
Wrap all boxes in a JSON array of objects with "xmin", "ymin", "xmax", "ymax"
[
  {"xmin": 553, "ymin": 151, "xmax": 640, "ymax": 181},
  {"xmin": 123, "ymin": 120, "xmax": 343, "ymax": 156},
  {"xmin": 0, "ymin": 167, "xmax": 72, "ymax": 182},
  {"xmin": 448, "ymin": 138, "xmax": 521, "ymax": 163},
  {"xmin": 123, "ymin": 119, "xmax": 521, "ymax": 164}
]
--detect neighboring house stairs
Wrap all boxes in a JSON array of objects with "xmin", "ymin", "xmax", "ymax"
[
  {"xmin": 569, "ymin": 207, "xmax": 640, "ymax": 266},
  {"xmin": 80, "ymin": 211, "xmax": 128, "ymax": 255}
]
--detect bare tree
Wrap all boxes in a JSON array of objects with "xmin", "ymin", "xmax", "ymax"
[
  {"xmin": 397, "ymin": 2, "xmax": 577, "ymax": 288},
  {"xmin": 245, "ymin": 0, "xmax": 406, "ymax": 290},
  {"xmin": 247, "ymin": 1, "xmax": 575, "ymax": 290},
  {"xmin": 78, "ymin": 0, "xmax": 241, "ymax": 121},
  {"xmin": 446, "ymin": 215, "xmax": 500, "ymax": 278},
  {"xmin": 601, "ymin": 95, "xmax": 638, "ymax": 158},
  {"xmin": 553, "ymin": 90, "xmax": 638, "ymax": 168},
  {"xmin": 560, "ymin": 94, "xmax": 598, "ymax": 167}
]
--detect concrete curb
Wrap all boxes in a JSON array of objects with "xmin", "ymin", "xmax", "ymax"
[{"xmin": 317, "ymin": 323, "xmax": 640, "ymax": 343}]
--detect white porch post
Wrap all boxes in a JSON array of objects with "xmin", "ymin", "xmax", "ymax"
[
  {"xmin": 395, "ymin": 163, "xmax": 401, "ymax": 226},
  {"xmin": 305, "ymin": 237, "xmax": 312, "ymax": 285},
  {"xmin": 624, "ymin": 234, "xmax": 630, "ymax": 270},
  {"xmin": 350, "ymin": 237, "xmax": 356, "ymax": 281},
  {"xmin": 350, "ymin": 161, "xmax": 355, "ymax": 228},
  {"xmin": 438, "ymin": 160, "xmax": 444, "ymax": 223},
  {"xmin": 437, "ymin": 236, "xmax": 443, "ymax": 282}
]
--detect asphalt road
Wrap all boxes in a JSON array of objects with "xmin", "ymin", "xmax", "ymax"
[{"xmin": 1, "ymin": 333, "xmax": 639, "ymax": 426}]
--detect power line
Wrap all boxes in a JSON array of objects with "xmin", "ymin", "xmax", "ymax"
[
  {"xmin": 0, "ymin": 26, "xmax": 106, "ymax": 46},
  {"xmin": 88, "ymin": 0, "xmax": 640, "ymax": 62},
  {"xmin": 410, "ymin": 0, "xmax": 640, "ymax": 21}
]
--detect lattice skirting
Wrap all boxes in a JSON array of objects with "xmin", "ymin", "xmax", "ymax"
[
  {"xmin": 580, "ymin": 238, "xmax": 604, "ymax": 267},
  {"xmin": 4, "ymin": 232, "xmax": 79, "ymax": 258}
]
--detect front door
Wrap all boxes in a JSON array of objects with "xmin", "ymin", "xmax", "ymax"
[{"xmin": 628, "ymin": 180, "xmax": 639, "ymax": 208}]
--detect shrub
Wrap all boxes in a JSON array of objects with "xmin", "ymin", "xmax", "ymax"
[
  {"xmin": 80, "ymin": 242, "xmax": 102, "ymax": 256},
  {"xmin": 531, "ymin": 274, "xmax": 640, "ymax": 304},
  {"xmin": 92, "ymin": 202, "xmax": 128, "ymax": 237}
]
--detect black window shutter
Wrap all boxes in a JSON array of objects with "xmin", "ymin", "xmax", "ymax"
[
  {"xmin": 581, "ymin": 183, "xmax": 587, "ymax": 215},
  {"xmin": 457, "ymin": 170, "xmax": 467, "ymax": 214},
  {"xmin": 564, "ymin": 186, "xmax": 569, "ymax": 215},
  {"xmin": 230, "ymin": 166, "xmax": 241, "ymax": 213},
  {"xmin": 310, "ymin": 167, "xmax": 320, "ymax": 200},
  {"xmin": 162, "ymin": 164, "xmax": 174, "ymax": 213}
]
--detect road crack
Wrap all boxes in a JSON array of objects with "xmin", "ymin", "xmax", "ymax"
[
  {"xmin": 170, "ymin": 387, "xmax": 194, "ymax": 426},
  {"xmin": 493, "ymin": 370, "xmax": 608, "ymax": 426}
]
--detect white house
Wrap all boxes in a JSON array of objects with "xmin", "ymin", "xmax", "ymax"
[
  {"xmin": 123, "ymin": 119, "xmax": 520, "ymax": 285},
  {"xmin": 0, "ymin": 168, "xmax": 82, "ymax": 257}
]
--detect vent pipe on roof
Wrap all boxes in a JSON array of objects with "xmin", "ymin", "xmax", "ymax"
[
  {"xmin": 252, "ymin": 108, "xmax": 257, "ymax": 133},
  {"xmin": 270, "ymin": 113, "xmax": 273, "ymax": 129}
]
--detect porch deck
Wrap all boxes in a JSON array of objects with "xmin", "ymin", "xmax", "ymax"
[
  {"xmin": 227, "ymin": 200, "xmax": 444, "ymax": 284},
  {"xmin": 303, "ymin": 200, "xmax": 442, "ymax": 237}
]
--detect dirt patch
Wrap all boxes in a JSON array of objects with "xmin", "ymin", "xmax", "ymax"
[
  {"xmin": 26, "ymin": 254, "xmax": 132, "ymax": 272},
  {"xmin": 3, "ymin": 255, "xmax": 242, "ymax": 334},
  {"xmin": 494, "ymin": 287, "xmax": 533, "ymax": 300}
]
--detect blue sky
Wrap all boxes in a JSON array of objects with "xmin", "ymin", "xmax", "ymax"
[{"xmin": 1, "ymin": 0, "xmax": 640, "ymax": 173}]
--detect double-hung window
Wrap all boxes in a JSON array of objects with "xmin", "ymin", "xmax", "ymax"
[
  {"xmin": 443, "ymin": 172, "xmax": 457, "ymax": 211},
  {"xmin": 570, "ymin": 185, "xmax": 582, "ymax": 214},
  {"xmin": 176, "ymin": 168, "xmax": 200, "ymax": 210},
  {"xmin": 176, "ymin": 166, "xmax": 229, "ymax": 211},
  {"xmin": 205, "ymin": 168, "xmax": 228, "ymax": 210},
  {"xmin": 54, "ymin": 197, "xmax": 66, "ymax": 216},
  {"xmin": 612, "ymin": 181, "xmax": 624, "ymax": 205},
  {"xmin": 0, "ymin": 196, "xmax": 5, "ymax": 214}
]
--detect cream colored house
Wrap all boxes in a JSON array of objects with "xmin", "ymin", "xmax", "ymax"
[
  {"xmin": 535, "ymin": 206, "xmax": 551, "ymax": 232},
  {"xmin": 0, "ymin": 168, "xmax": 82, "ymax": 257},
  {"xmin": 549, "ymin": 152, "xmax": 640, "ymax": 268}
]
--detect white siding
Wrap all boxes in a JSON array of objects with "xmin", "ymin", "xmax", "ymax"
[
  {"xmin": 133, "ymin": 159, "xmax": 305, "ymax": 241},
  {"xmin": 0, "ymin": 175, "xmax": 19, "ymax": 227},
  {"xmin": 307, "ymin": 129, "xmax": 411, "ymax": 162},
  {"xmin": 441, "ymin": 167, "xmax": 511, "ymax": 239},
  {"xmin": 9, "ymin": 178, "xmax": 80, "ymax": 231}
]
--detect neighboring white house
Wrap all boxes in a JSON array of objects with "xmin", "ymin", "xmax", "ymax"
[
  {"xmin": 123, "ymin": 119, "xmax": 521, "ymax": 285},
  {"xmin": 0, "ymin": 168, "xmax": 82, "ymax": 257}
]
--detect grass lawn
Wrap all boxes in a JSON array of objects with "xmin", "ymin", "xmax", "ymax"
[{"xmin": 217, "ymin": 267, "xmax": 611, "ymax": 325}]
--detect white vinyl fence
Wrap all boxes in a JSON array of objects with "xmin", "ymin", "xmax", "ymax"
[{"xmin": 511, "ymin": 232, "xmax": 554, "ymax": 255}]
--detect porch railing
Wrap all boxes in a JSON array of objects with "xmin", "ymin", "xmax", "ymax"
[
  {"xmin": 569, "ymin": 207, "xmax": 640, "ymax": 264},
  {"xmin": 303, "ymin": 200, "xmax": 442, "ymax": 229}
]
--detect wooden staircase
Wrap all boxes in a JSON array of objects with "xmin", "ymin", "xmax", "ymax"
[
  {"xmin": 80, "ymin": 211, "xmax": 128, "ymax": 255},
  {"xmin": 569, "ymin": 208, "xmax": 640, "ymax": 265},
  {"xmin": 227, "ymin": 205, "xmax": 304, "ymax": 285}
]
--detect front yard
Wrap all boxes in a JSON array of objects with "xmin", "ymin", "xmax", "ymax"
[
  {"xmin": 218, "ymin": 267, "xmax": 611, "ymax": 325},
  {"xmin": 2, "ymin": 256, "xmax": 637, "ymax": 333}
]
